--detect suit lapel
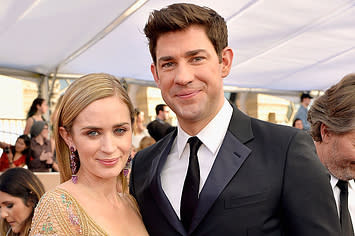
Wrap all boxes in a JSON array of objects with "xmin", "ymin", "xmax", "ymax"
[
  {"xmin": 189, "ymin": 105, "xmax": 254, "ymax": 234},
  {"xmin": 149, "ymin": 130, "xmax": 187, "ymax": 235}
]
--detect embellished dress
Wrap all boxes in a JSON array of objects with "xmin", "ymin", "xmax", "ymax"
[{"xmin": 30, "ymin": 188, "xmax": 110, "ymax": 235}]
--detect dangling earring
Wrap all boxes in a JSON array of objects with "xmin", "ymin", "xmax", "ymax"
[
  {"xmin": 123, "ymin": 156, "xmax": 132, "ymax": 177},
  {"xmin": 70, "ymin": 146, "xmax": 79, "ymax": 184}
]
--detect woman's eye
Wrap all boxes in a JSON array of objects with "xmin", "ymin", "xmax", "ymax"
[
  {"xmin": 114, "ymin": 128, "xmax": 127, "ymax": 135},
  {"xmin": 7, "ymin": 203, "xmax": 13, "ymax": 209},
  {"xmin": 87, "ymin": 130, "xmax": 99, "ymax": 136}
]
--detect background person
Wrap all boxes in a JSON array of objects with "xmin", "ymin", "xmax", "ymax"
[
  {"xmin": 0, "ymin": 135, "xmax": 31, "ymax": 171},
  {"xmin": 132, "ymin": 108, "xmax": 149, "ymax": 149},
  {"xmin": 30, "ymin": 73, "xmax": 148, "ymax": 235},
  {"xmin": 23, "ymin": 98, "xmax": 48, "ymax": 135},
  {"xmin": 308, "ymin": 73, "xmax": 355, "ymax": 235},
  {"xmin": 292, "ymin": 118, "xmax": 304, "ymax": 130},
  {"xmin": 0, "ymin": 168, "xmax": 45, "ymax": 236},
  {"xmin": 294, "ymin": 92, "xmax": 313, "ymax": 131},
  {"xmin": 147, "ymin": 104, "xmax": 174, "ymax": 141},
  {"xmin": 130, "ymin": 3, "xmax": 340, "ymax": 236},
  {"xmin": 29, "ymin": 121, "xmax": 58, "ymax": 172}
]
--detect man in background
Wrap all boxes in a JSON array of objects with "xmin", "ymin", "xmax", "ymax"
[
  {"xmin": 308, "ymin": 73, "xmax": 355, "ymax": 235},
  {"xmin": 147, "ymin": 104, "xmax": 173, "ymax": 141},
  {"xmin": 294, "ymin": 92, "xmax": 313, "ymax": 130}
]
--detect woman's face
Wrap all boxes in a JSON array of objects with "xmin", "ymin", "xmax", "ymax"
[
  {"xmin": 137, "ymin": 111, "xmax": 145, "ymax": 123},
  {"xmin": 40, "ymin": 125, "xmax": 49, "ymax": 140},
  {"xmin": 62, "ymin": 95, "xmax": 132, "ymax": 180},
  {"xmin": 15, "ymin": 138, "xmax": 27, "ymax": 153},
  {"xmin": 0, "ymin": 191, "xmax": 33, "ymax": 234},
  {"xmin": 39, "ymin": 101, "xmax": 48, "ymax": 114}
]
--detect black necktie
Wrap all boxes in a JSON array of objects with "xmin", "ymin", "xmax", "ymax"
[
  {"xmin": 181, "ymin": 136, "xmax": 202, "ymax": 231},
  {"xmin": 337, "ymin": 180, "xmax": 354, "ymax": 236}
]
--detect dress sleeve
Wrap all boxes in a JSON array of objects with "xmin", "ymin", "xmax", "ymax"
[{"xmin": 30, "ymin": 190, "xmax": 83, "ymax": 236}]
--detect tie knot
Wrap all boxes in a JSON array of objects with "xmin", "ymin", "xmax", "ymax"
[
  {"xmin": 188, "ymin": 136, "xmax": 202, "ymax": 155},
  {"xmin": 337, "ymin": 180, "xmax": 349, "ymax": 192}
]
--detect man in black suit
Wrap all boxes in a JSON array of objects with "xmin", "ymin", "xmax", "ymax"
[
  {"xmin": 130, "ymin": 3, "xmax": 340, "ymax": 235},
  {"xmin": 147, "ymin": 104, "xmax": 173, "ymax": 141},
  {"xmin": 308, "ymin": 73, "xmax": 355, "ymax": 235}
]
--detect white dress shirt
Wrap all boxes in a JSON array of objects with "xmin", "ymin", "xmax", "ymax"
[
  {"xmin": 330, "ymin": 175, "xmax": 355, "ymax": 231},
  {"xmin": 161, "ymin": 98, "xmax": 233, "ymax": 218}
]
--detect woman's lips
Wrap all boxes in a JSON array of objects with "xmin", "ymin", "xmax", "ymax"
[{"xmin": 98, "ymin": 158, "xmax": 119, "ymax": 166}]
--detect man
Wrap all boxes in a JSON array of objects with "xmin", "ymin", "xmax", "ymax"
[
  {"xmin": 130, "ymin": 3, "xmax": 340, "ymax": 236},
  {"xmin": 294, "ymin": 92, "xmax": 313, "ymax": 130},
  {"xmin": 308, "ymin": 73, "xmax": 355, "ymax": 235},
  {"xmin": 147, "ymin": 104, "xmax": 173, "ymax": 141}
]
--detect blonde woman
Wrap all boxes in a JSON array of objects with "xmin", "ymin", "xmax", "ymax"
[
  {"xmin": 0, "ymin": 168, "xmax": 45, "ymax": 236},
  {"xmin": 30, "ymin": 74, "xmax": 148, "ymax": 235}
]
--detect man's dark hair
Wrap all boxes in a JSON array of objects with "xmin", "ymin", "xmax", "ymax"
[
  {"xmin": 155, "ymin": 104, "xmax": 167, "ymax": 116},
  {"xmin": 144, "ymin": 3, "xmax": 228, "ymax": 64}
]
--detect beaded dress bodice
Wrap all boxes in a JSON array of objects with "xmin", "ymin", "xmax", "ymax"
[{"xmin": 30, "ymin": 188, "xmax": 109, "ymax": 236}]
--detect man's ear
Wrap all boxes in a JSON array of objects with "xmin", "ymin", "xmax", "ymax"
[
  {"xmin": 221, "ymin": 47, "xmax": 234, "ymax": 78},
  {"xmin": 151, "ymin": 63, "xmax": 160, "ymax": 88},
  {"xmin": 59, "ymin": 127, "xmax": 73, "ymax": 147},
  {"xmin": 320, "ymin": 123, "xmax": 331, "ymax": 143}
]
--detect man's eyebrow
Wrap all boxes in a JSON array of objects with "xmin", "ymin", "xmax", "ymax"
[
  {"xmin": 157, "ymin": 49, "xmax": 207, "ymax": 64},
  {"xmin": 158, "ymin": 56, "xmax": 174, "ymax": 63},
  {"xmin": 185, "ymin": 49, "xmax": 206, "ymax": 57}
]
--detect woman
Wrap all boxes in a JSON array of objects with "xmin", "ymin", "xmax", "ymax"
[
  {"xmin": 30, "ymin": 73, "xmax": 148, "ymax": 235},
  {"xmin": 0, "ymin": 135, "xmax": 31, "ymax": 171},
  {"xmin": 0, "ymin": 168, "xmax": 45, "ymax": 236},
  {"xmin": 23, "ymin": 98, "xmax": 48, "ymax": 135},
  {"xmin": 132, "ymin": 108, "xmax": 149, "ymax": 149},
  {"xmin": 28, "ymin": 121, "xmax": 58, "ymax": 172}
]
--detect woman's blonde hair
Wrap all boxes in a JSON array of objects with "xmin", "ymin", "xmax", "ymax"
[
  {"xmin": 0, "ymin": 168, "xmax": 45, "ymax": 236},
  {"xmin": 53, "ymin": 73, "xmax": 134, "ymax": 194}
]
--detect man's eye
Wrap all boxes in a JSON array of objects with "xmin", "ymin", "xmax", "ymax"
[
  {"xmin": 7, "ymin": 203, "xmax": 13, "ymax": 209},
  {"xmin": 192, "ymin": 57, "xmax": 204, "ymax": 63},
  {"xmin": 162, "ymin": 62, "xmax": 174, "ymax": 68}
]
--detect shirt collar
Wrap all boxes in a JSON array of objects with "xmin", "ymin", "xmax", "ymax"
[
  {"xmin": 176, "ymin": 98, "xmax": 233, "ymax": 159},
  {"xmin": 330, "ymin": 174, "xmax": 355, "ymax": 190}
]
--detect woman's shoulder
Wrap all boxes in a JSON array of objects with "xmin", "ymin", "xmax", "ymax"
[
  {"xmin": 31, "ymin": 187, "xmax": 84, "ymax": 235},
  {"xmin": 119, "ymin": 193, "xmax": 141, "ymax": 216}
]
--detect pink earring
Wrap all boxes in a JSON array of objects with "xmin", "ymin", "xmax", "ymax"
[
  {"xmin": 70, "ymin": 146, "xmax": 79, "ymax": 184},
  {"xmin": 123, "ymin": 156, "xmax": 132, "ymax": 177}
]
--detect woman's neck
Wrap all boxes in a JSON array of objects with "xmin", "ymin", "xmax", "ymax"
[{"xmin": 13, "ymin": 151, "xmax": 23, "ymax": 161}]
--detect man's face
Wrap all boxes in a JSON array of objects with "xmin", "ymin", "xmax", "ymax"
[
  {"xmin": 303, "ymin": 97, "xmax": 311, "ymax": 106},
  {"xmin": 317, "ymin": 130, "xmax": 355, "ymax": 180},
  {"xmin": 160, "ymin": 106, "xmax": 170, "ymax": 121},
  {"xmin": 151, "ymin": 25, "xmax": 233, "ymax": 134}
]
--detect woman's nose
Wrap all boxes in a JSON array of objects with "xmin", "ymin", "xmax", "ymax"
[
  {"xmin": 0, "ymin": 209, "xmax": 8, "ymax": 218},
  {"xmin": 101, "ymin": 134, "xmax": 116, "ymax": 154}
]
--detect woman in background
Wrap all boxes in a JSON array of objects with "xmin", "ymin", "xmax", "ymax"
[
  {"xmin": 0, "ymin": 168, "xmax": 45, "ymax": 236},
  {"xmin": 30, "ymin": 73, "xmax": 148, "ymax": 235},
  {"xmin": 23, "ymin": 98, "xmax": 48, "ymax": 135},
  {"xmin": 132, "ymin": 108, "xmax": 149, "ymax": 150},
  {"xmin": 0, "ymin": 135, "xmax": 31, "ymax": 171}
]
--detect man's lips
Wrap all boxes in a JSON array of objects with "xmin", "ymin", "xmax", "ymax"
[{"xmin": 176, "ymin": 90, "xmax": 200, "ymax": 98}]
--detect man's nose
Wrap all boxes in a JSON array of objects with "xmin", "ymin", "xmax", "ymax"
[{"xmin": 174, "ymin": 63, "xmax": 193, "ymax": 86}]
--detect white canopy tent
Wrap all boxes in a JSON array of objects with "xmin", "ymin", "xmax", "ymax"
[{"xmin": 0, "ymin": 0, "xmax": 354, "ymax": 93}]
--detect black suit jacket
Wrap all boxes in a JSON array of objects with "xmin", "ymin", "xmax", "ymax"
[
  {"xmin": 147, "ymin": 119, "xmax": 173, "ymax": 141},
  {"xmin": 130, "ymin": 105, "xmax": 341, "ymax": 236}
]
